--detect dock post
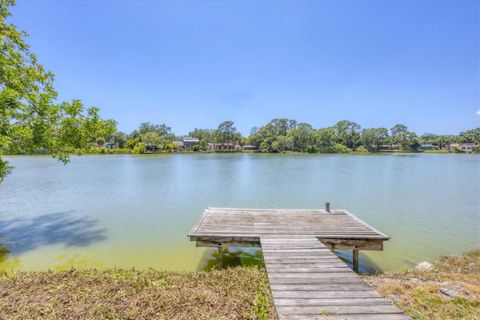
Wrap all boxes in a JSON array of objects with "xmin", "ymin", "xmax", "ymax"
[
  {"xmin": 353, "ymin": 249, "xmax": 359, "ymax": 273},
  {"xmin": 217, "ymin": 245, "xmax": 223, "ymax": 270},
  {"xmin": 325, "ymin": 202, "xmax": 330, "ymax": 212}
]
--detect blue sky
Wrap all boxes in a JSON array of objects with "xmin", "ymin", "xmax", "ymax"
[{"xmin": 10, "ymin": 0, "xmax": 479, "ymax": 135}]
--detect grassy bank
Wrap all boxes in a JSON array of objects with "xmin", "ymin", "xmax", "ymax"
[
  {"xmin": 0, "ymin": 267, "xmax": 275, "ymax": 320},
  {"xmin": 0, "ymin": 251, "xmax": 478, "ymax": 319},
  {"xmin": 365, "ymin": 249, "xmax": 480, "ymax": 320}
]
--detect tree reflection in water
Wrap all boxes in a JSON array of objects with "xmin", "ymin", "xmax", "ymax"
[{"xmin": 198, "ymin": 247, "xmax": 265, "ymax": 271}]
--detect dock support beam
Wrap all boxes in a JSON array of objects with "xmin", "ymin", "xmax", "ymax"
[
  {"xmin": 353, "ymin": 249, "xmax": 359, "ymax": 273},
  {"xmin": 217, "ymin": 245, "xmax": 223, "ymax": 270}
]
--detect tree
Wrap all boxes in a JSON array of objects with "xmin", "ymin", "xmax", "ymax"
[
  {"xmin": 140, "ymin": 131, "xmax": 163, "ymax": 147},
  {"xmin": 189, "ymin": 128, "xmax": 215, "ymax": 142},
  {"xmin": 138, "ymin": 122, "xmax": 172, "ymax": 138},
  {"xmin": 272, "ymin": 135, "xmax": 293, "ymax": 153},
  {"xmin": 108, "ymin": 131, "xmax": 128, "ymax": 148},
  {"xmin": 459, "ymin": 128, "xmax": 480, "ymax": 144},
  {"xmin": 314, "ymin": 128, "xmax": 338, "ymax": 153},
  {"xmin": 82, "ymin": 107, "xmax": 117, "ymax": 144},
  {"xmin": 332, "ymin": 120, "xmax": 361, "ymax": 149},
  {"xmin": 199, "ymin": 139, "xmax": 208, "ymax": 150},
  {"xmin": 390, "ymin": 124, "xmax": 419, "ymax": 150},
  {"xmin": 288, "ymin": 123, "xmax": 315, "ymax": 152},
  {"xmin": 215, "ymin": 121, "xmax": 237, "ymax": 144},
  {"xmin": 360, "ymin": 128, "xmax": 389, "ymax": 152},
  {"xmin": 0, "ymin": 1, "xmax": 115, "ymax": 181},
  {"xmin": 247, "ymin": 118, "xmax": 298, "ymax": 152}
]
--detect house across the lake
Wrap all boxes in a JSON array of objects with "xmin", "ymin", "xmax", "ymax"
[
  {"xmin": 242, "ymin": 145, "xmax": 258, "ymax": 151},
  {"xmin": 182, "ymin": 137, "xmax": 200, "ymax": 148},
  {"xmin": 379, "ymin": 144, "xmax": 401, "ymax": 151},
  {"xmin": 172, "ymin": 141, "xmax": 184, "ymax": 149},
  {"xmin": 419, "ymin": 144, "xmax": 436, "ymax": 151},
  {"xmin": 104, "ymin": 142, "xmax": 117, "ymax": 149},
  {"xmin": 207, "ymin": 143, "xmax": 235, "ymax": 151},
  {"xmin": 448, "ymin": 143, "xmax": 477, "ymax": 152}
]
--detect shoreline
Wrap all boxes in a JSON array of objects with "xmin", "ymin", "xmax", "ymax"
[
  {"xmin": 0, "ymin": 250, "xmax": 478, "ymax": 319},
  {"xmin": 4, "ymin": 150, "xmax": 478, "ymax": 157}
]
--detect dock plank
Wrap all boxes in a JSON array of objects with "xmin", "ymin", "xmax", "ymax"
[{"xmin": 261, "ymin": 235, "xmax": 407, "ymax": 319}]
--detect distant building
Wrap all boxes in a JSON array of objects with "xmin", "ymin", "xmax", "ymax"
[
  {"xmin": 207, "ymin": 143, "xmax": 235, "ymax": 151},
  {"xmin": 448, "ymin": 143, "xmax": 477, "ymax": 152},
  {"xmin": 172, "ymin": 141, "xmax": 184, "ymax": 148},
  {"xmin": 419, "ymin": 144, "xmax": 436, "ymax": 151},
  {"xmin": 379, "ymin": 144, "xmax": 401, "ymax": 151},
  {"xmin": 104, "ymin": 142, "xmax": 117, "ymax": 149},
  {"xmin": 182, "ymin": 137, "xmax": 200, "ymax": 148},
  {"xmin": 242, "ymin": 145, "xmax": 258, "ymax": 151},
  {"xmin": 145, "ymin": 143, "xmax": 158, "ymax": 153}
]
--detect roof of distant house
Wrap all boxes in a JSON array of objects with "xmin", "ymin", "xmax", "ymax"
[
  {"xmin": 449, "ymin": 143, "xmax": 477, "ymax": 146},
  {"xmin": 183, "ymin": 137, "xmax": 199, "ymax": 142}
]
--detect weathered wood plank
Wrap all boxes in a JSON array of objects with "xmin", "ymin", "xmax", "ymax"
[
  {"xmin": 276, "ymin": 305, "xmax": 403, "ymax": 315},
  {"xmin": 274, "ymin": 297, "xmax": 392, "ymax": 307},
  {"xmin": 270, "ymin": 283, "xmax": 372, "ymax": 291},
  {"xmin": 270, "ymin": 290, "xmax": 382, "ymax": 299},
  {"xmin": 282, "ymin": 315, "xmax": 409, "ymax": 320}
]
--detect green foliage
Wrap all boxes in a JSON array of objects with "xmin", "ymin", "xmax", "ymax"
[
  {"xmin": 199, "ymin": 139, "xmax": 208, "ymax": 150},
  {"xmin": 138, "ymin": 122, "xmax": 173, "ymax": 139},
  {"xmin": 271, "ymin": 135, "xmax": 293, "ymax": 153},
  {"xmin": 355, "ymin": 145, "xmax": 369, "ymax": 153},
  {"xmin": 332, "ymin": 120, "xmax": 361, "ymax": 149},
  {"xmin": 192, "ymin": 144, "xmax": 201, "ymax": 152},
  {"xmin": 163, "ymin": 143, "xmax": 177, "ymax": 152},
  {"xmin": 360, "ymin": 128, "xmax": 389, "ymax": 152},
  {"xmin": 189, "ymin": 128, "xmax": 215, "ymax": 142},
  {"xmin": 0, "ymin": 2, "xmax": 116, "ymax": 181},
  {"xmin": 459, "ymin": 128, "xmax": 480, "ymax": 144},
  {"xmin": 390, "ymin": 124, "xmax": 419, "ymax": 151},
  {"xmin": 107, "ymin": 131, "xmax": 127, "ymax": 148},
  {"xmin": 133, "ymin": 143, "xmax": 146, "ymax": 154},
  {"xmin": 288, "ymin": 123, "xmax": 315, "ymax": 152},
  {"xmin": 216, "ymin": 120, "xmax": 237, "ymax": 144},
  {"xmin": 140, "ymin": 131, "xmax": 163, "ymax": 147},
  {"xmin": 313, "ymin": 127, "xmax": 337, "ymax": 153}
]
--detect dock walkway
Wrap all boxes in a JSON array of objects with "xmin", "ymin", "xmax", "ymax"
[{"xmin": 188, "ymin": 207, "xmax": 408, "ymax": 320}]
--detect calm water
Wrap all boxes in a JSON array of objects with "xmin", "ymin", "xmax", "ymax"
[{"xmin": 0, "ymin": 154, "xmax": 479, "ymax": 273}]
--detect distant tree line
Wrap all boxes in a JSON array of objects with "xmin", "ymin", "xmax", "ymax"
[{"xmin": 102, "ymin": 119, "xmax": 479, "ymax": 154}]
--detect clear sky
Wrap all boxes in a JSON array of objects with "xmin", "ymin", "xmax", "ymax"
[{"xmin": 10, "ymin": 0, "xmax": 480, "ymax": 136}]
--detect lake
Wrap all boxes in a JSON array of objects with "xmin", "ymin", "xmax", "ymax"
[{"xmin": 0, "ymin": 154, "xmax": 479, "ymax": 273}]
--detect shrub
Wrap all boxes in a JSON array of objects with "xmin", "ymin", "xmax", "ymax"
[{"xmin": 133, "ymin": 143, "xmax": 146, "ymax": 154}]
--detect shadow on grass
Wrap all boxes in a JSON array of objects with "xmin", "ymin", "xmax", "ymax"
[{"xmin": 0, "ymin": 211, "xmax": 107, "ymax": 256}]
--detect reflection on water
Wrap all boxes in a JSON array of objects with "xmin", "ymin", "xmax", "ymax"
[
  {"xmin": 198, "ymin": 247, "xmax": 265, "ymax": 271},
  {"xmin": 0, "ymin": 211, "xmax": 106, "ymax": 255},
  {"xmin": 197, "ymin": 247, "xmax": 378, "ymax": 274},
  {"xmin": 0, "ymin": 154, "xmax": 478, "ymax": 273}
]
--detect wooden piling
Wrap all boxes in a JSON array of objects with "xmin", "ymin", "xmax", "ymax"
[{"xmin": 353, "ymin": 249, "xmax": 359, "ymax": 273}]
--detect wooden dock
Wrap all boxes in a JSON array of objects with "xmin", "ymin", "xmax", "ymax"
[{"xmin": 188, "ymin": 207, "xmax": 409, "ymax": 320}]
